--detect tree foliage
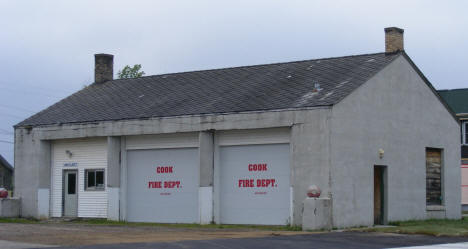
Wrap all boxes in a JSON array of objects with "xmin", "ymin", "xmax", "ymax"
[{"xmin": 117, "ymin": 64, "xmax": 145, "ymax": 79}]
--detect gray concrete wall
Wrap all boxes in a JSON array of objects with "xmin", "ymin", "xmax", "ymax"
[
  {"xmin": 329, "ymin": 55, "xmax": 461, "ymax": 228},
  {"xmin": 14, "ymin": 128, "xmax": 51, "ymax": 218},
  {"xmin": 107, "ymin": 136, "xmax": 121, "ymax": 221},
  {"xmin": 199, "ymin": 131, "xmax": 214, "ymax": 187},
  {"xmin": 107, "ymin": 136, "xmax": 121, "ymax": 188},
  {"xmin": 290, "ymin": 109, "xmax": 331, "ymax": 225}
]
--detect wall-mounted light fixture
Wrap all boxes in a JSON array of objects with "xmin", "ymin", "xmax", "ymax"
[
  {"xmin": 65, "ymin": 150, "xmax": 73, "ymax": 158},
  {"xmin": 378, "ymin": 148, "xmax": 384, "ymax": 159}
]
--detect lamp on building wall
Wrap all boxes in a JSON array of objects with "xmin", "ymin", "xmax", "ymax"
[
  {"xmin": 65, "ymin": 150, "xmax": 73, "ymax": 158},
  {"xmin": 378, "ymin": 148, "xmax": 384, "ymax": 159}
]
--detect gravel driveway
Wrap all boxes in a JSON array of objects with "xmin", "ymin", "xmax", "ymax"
[{"xmin": 0, "ymin": 222, "xmax": 306, "ymax": 246}]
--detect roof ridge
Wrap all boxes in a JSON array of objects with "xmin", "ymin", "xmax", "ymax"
[{"xmin": 106, "ymin": 51, "xmax": 391, "ymax": 84}]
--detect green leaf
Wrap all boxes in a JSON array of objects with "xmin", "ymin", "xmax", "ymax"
[{"xmin": 117, "ymin": 64, "xmax": 146, "ymax": 79}]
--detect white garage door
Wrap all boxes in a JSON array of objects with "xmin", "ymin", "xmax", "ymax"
[
  {"xmin": 126, "ymin": 148, "xmax": 199, "ymax": 223},
  {"xmin": 220, "ymin": 143, "xmax": 290, "ymax": 225}
]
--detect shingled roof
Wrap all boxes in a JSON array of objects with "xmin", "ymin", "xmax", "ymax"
[
  {"xmin": 0, "ymin": 155, "xmax": 13, "ymax": 171},
  {"xmin": 438, "ymin": 88, "xmax": 468, "ymax": 115},
  {"xmin": 17, "ymin": 52, "xmax": 401, "ymax": 127}
]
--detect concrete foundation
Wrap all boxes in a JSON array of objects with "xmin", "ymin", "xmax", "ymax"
[
  {"xmin": 0, "ymin": 198, "xmax": 20, "ymax": 217},
  {"xmin": 302, "ymin": 197, "xmax": 332, "ymax": 231},
  {"xmin": 426, "ymin": 206, "xmax": 446, "ymax": 219}
]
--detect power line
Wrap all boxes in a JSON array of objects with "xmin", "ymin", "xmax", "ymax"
[
  {"xmin": 0, "ymin": 140, "xmax": 13, "ymax": 144},
  {"xmin": 0, "ymin": 128, "xmax": 13, "ymax": 134},
  {"xmin": 0, "ymin": 112, "xmax": 27, "ymax": 120},
  {"xmin": 0, "ymin": 82, "xmax": 72, "ymax": 95},
  {"xmin": 0, "ymin": 86, "xmax": 65, "ymax": 99},
  {"xmin": 0, "ymin": 104, "xmax": 36, "ymax": 114}
]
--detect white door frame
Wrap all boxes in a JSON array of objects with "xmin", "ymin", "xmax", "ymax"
[{"xmin": 62, "ymin": 169, "xmax": 78, "ymax": 217}]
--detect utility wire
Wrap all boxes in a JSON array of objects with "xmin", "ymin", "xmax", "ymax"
[
  {"xmin": 0, "ymin": 81, "xmax": 72, "ymax": 95},
  {"xmin": 0, "ymin": 128, "xmax": 13, "ymax": 134},
  {"xmin": 0, "ymin": 112, "xmax": 26, "ymax": 119},
  {"xmin": 0, "ymin": 104, "xmax": 36, "ymax": 114},
  {"xmin": 0, "ymin": 84, "xmax": 69, "ymax": 99},
  {"xmin": 0, "ymin": 140, "xmax": 13, "ymax": 144}
]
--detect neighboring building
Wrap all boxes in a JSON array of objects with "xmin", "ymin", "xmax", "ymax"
[
  {"xmin": 438, "ymin": 88, "xmax": 468, "ymax": 209},
  {"xmin": 0, "ymin": 155, "xmax": 13, "ymax": 190},
  {"xmin": 14, "ymin": 27, "xmax": 461, "ymax": 227}
]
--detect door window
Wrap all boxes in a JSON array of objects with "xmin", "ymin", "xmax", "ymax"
[{"xmin": 67, "ymin": 173, "xmax": 76, "ymax": 195}]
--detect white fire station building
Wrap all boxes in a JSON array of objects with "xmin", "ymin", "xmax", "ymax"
[{"xmin": 14, "ymin": 28, "xmax": 461, "ymax": 227}]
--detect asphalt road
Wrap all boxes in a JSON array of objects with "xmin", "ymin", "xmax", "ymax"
[{"xmin": 31, "ymin": 232, "xmax": 468, "ymax": 249}]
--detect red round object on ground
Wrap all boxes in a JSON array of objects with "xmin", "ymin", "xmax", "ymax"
[
  {"xmin": 307, "ymin": 192, "xmax": 320, "ymax": 198},
  {"xmin": 307, "ymin": 185, "xmax": 321, "ymax": 198},
  {"xmin": 0, "ymin": 189, "xmax": 8, "ymax": 198}
]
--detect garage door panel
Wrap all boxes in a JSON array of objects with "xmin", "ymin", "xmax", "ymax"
[
  {"xmin": 127, "ymin": 148, "xmax": 199, "ymax": 223},
  {"xmin": 220, "ymin": 143, "xmax": 290, "ymax": 225}
]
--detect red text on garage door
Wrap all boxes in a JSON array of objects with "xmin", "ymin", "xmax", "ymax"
[
  {"xmin": 238, "ymin": 163, "xmax": 278, "ymax": 192},
  {"xmin": 238, "ymin": 179, "xmax": 277, "ymax": 188},
  {"xmin": 148, "ymin": 165, "xmax": 182, "ymax": 190},
  {"xmin": 248, "ymin": 164, "xmax": 267, "ymax": 171},
  {"xmin": 148, "ymin": 181, "xmax": 181, "ymax": 189},
  {"xmin": 156, "ymin": 166, "xmax": 173, "ymax": 173}
]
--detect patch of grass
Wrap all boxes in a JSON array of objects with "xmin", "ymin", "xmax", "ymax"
[
  {"xmin": 359, "ymin": 218, "xmax": 468, "ymax": 237},
  {"xmin": 69, "ymin": 218, "xmax": 302, "ymax": 231},
  {"xmin": 0, "ymin": 217, "xmax": 39, "ymax": 224}
]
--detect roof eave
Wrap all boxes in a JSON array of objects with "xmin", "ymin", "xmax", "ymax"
[
  {"xmin": 0, "ymin": 155, "xmax": 13, "ymax": 171},
  {"xmin": 13, "ymin": 105, "xmax": 334, "ymax": 129}
]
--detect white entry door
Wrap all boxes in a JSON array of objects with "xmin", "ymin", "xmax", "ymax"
[
  {"xmin": 63, "ymin": 170, "xmax": 78, "ymax": 217},
  {"xmin": 219, "ymin": 143, "xmax": 290, "ymax": 225}
]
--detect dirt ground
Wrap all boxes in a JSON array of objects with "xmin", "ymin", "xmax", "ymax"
[{"xmin": 0, "ymin": 222, "xmax": 312, "ymax": 246}]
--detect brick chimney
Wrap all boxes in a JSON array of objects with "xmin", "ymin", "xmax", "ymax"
[
  {"xmin": 384, "ymin": 27, "xmax": 404, "ymax": 53},
  {"xmin": 94, "ymin": 54, "xmax": 114, "ymax": 83}
]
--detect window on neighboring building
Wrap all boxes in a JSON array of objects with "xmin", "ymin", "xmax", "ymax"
[
  {"xmin": 85, "ymin": 169, "xmax": 105, "ymax": 191},
  {"xmin": 463, "ymin": 121, "xmax": 468, "ymax": 145},
  {"xmin": 426, "ymin": 148, "xmax": 443, "ymax": 206}
]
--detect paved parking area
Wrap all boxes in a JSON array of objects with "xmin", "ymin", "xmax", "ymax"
[
  {"xmin": 33, "ymin": 233, "xmax": 468, "ymax": 249},
  {"xmin": 0, "ymin": 240, "xmax": 54, "ymax": 249}
]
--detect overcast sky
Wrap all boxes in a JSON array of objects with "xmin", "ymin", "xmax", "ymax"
[{"xmin": 0, "ymin": 0, "xmax": 467, "ymax": 164}]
